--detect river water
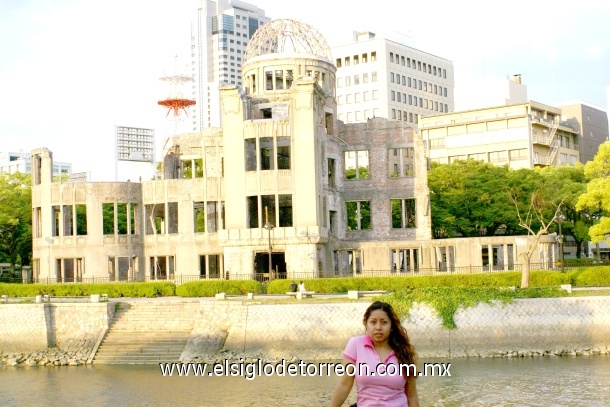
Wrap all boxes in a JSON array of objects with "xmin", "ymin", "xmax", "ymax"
[{"xmin": 2, "ymin": 356, "xmax": 609, "ymax": 406}]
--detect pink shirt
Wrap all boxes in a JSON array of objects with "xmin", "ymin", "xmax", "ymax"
[{"xmin": 343, "ymin": 335, "xmax": 408, "ymax": 407}]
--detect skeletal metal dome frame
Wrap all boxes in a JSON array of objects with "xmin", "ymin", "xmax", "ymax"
[{"xmin": 244, "ymin": 19, "xmax": 332, "ymax": 61}]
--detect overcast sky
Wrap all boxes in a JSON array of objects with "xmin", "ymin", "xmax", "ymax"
[{"xmin": 1, "ymin": 0, "xmax": 609, "ymax": 181}]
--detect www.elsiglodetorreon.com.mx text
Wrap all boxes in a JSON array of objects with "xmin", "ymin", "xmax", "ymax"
[{"xmin": 159, "ymin": 359, "xmax": 451, "ymax": 380}]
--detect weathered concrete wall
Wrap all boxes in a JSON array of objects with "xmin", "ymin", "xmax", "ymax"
[
  {"xmin": 193, "ymin": 296, "xmax": 610, "ymax": 359},
  {"xmin": 0, "ymin": 303, "xmax": 112, "ymax": 355},
  {"xmin": 2, "ymin": 297, "xmax": 610, "ymax": 360},
  {"xmin": 0, "ymin": 304, "xmax": 48, "ymax": 352}
]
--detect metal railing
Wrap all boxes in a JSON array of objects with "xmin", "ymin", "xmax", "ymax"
[{"xmin": 18, "ymin": 261, "xmax": 610, "ymax": 286}]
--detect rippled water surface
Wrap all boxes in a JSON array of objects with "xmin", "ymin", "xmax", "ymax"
[{"xmin": 2, "ymin": 356, "xmax": 609, "ymax": 406}]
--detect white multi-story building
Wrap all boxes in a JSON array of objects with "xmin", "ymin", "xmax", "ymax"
[
  {"xmin": 332, "ymin": 32, "xmax": 455, "ymax": 126},
  {"xmin": 0, "ymin": 151, "xmax": 71, "ymax": 178},
  {"xmin": 191, "ymin": 0, "xmax": 270, "ymax": 131}
]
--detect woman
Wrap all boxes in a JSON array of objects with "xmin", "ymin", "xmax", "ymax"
[{"xmin": 330, "ymin": 301, "xmax": 419, "ymax": 407}]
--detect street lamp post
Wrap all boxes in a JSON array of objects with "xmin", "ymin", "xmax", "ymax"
[{"xmin": 264, "ymin": 221, "xmax": 274, "ymax": 278}]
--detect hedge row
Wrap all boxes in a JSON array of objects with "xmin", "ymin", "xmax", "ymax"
[
  {"xmin": 569, "ymin": 266, "xmax": 610, "ymax": 287},
  {"xmin": 0, "ymin": 282, "xmax": 175, "ymax": 298},
  {"xmin": 176, "ymin": 280, "xmax": 263, "ymax": 297},
  {"xmin": 266, "ymin": 271, "xmax": 571, "ymax": 294}
]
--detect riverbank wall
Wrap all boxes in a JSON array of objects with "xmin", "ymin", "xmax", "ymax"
[{"xmin": 1, "ymin": 297, "xmax": 609, "ymax": 361}]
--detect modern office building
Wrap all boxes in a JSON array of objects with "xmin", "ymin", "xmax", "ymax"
[
  {"xmin": 556, "ymin": 102, "xmax": 608, "ymax": 164},
  {"xmin": 419, "ymin": 101, "xmax": 580, "ymax": 169},
  {"xmin": 0, "ymin": 151, "xmax": 71, "ymax": 178},
  {"xmin": 332, "ymin": 31, "xmax": 455, "ymax": 126},
  {"xmin": 191, "ymin": 0, "xmax": 270, "ymax": 131},
  {"xmin": 30, "ymin": 20, "xmax": 557, "ymax": 283}
]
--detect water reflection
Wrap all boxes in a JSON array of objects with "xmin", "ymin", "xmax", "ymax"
[{"xmin": 1, "ymin": 356, "xmax": 609, "ymax": 406}]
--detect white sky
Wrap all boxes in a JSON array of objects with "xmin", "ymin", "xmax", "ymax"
[{"xmin": 1, "ymin": 0, "xmax": 609, "ymax": 181}]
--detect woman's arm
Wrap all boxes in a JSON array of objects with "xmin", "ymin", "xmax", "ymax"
[
  {"xmin": 405, "ymin": 378, "xmax": 419, "ymax": 407},
  {"xmin": 329, "ymin": 357, "xmax": 355, "ymax": 407}
]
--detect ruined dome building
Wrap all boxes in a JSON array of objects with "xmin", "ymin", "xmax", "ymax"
[{"xmin": 30, "ymin": 20, "xmax": 556, "ymax": 282}]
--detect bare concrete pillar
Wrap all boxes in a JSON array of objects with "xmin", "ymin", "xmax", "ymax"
[{"xmin": 503, "ymin": 244, "xmax": 509, "ymax": 271}]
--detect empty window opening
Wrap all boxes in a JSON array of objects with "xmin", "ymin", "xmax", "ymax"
[
  {"xmin": 117, "ymin": 203, "xmax": 128, "ymax": 235},
  {"xmin": 129, "ymin": 204, "xmax": 138, "ymax": 235},
  {"xmin": 200, "ymin": 254, "xmax": 222, "ymax": 279},
  {"xmin": 76, "ymin": 205, "xmax": 87, "ymax": 235},
  {"xmin": 390, "ymin": 248, "xmax": 419, "ymax": 272},
  {"xmin": 344, "ymin": 150, "xmax": 369, "ymax": 180},
  {"xmin": 149, "ymin": 256, "xmax": 175, "ymax": 280},
  {"xmin": 334, "ymin": 250, "xmax": 362, "ymax": 274},
  {"xmin": 145, "ymin": 204, "xmax": 165, "ymax": 235},
  {"xmin": 388, "ymin": 148, "xmax": 415, "ymax": 177},
  {"xmin": 278, "ymin": 195, "xmax": 293, "ymax": 227},
  {"xmin": 260, "ymin": 137, "xmax": 274, "ymax": 170},
  {"xmin": 346, "ymin": 201, "xmax": 371, "ymax": 230},
  {"xmin": 117, "ymin": 257, "xmax": 131, "ymax": 281},
  {"xmin": 328, "ymin": 158, "xmax": 336, "ymax": 188},
  {"xmin": 391, "ymin": 198, "xmax": 416, "ymax": 228},
  {"xmin": 194, "ymin": 202, "xmax": 206, "ymax": 233},
  {"xmin": 62, "ymin": 205, "xmax": 73, "ymax": 236},
  {"xmin": 184, "ymin": 158, "xmax": 203, "ymax": 178},
  {"xmin": 277, "ymin": 137, "xmax": 291, "ymax": 170},
  {"xmin": 247, "ymin": 196, "xmax": 259, "ymax": 228},
  {"xmin": 275, "ymin": 70, "xmax": 284, "ymax": 90},
  {"xmin": 52, "ymin": 205, "xmax": 60, "ymax": 237},
  {"xmin": 285, "ymin": 70, "xmax": 293, "ymax": 89},
  {"xmin": 329, "ymin": 210, "xmax": 337, "ymax": 234},
  {"xmin": 262, "ymin": 195, "xmax": 276, "ymax": 226},
  {"xmin": 325, "ymin": 112, "xmax": 334, "ymax": 135},
  {"xmin": 167, "ymin": 202, "xmax": 178, "ymax": 234},
  {"xmin": 433, "ymin": 246, "xmax": 455, "ymax": 272},
  {"xmin": 102, "ymin": 203, "xmax": 115, "ymax": 235},
  {"xmin": 245, "ymin": 139, "xmax": 257, "ymax": 171}
]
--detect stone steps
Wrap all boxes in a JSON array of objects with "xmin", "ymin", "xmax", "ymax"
[{"xmin": 92, "ymin": 302, "xmax": 199, "ymax": 365}]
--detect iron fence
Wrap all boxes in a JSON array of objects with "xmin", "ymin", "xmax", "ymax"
[{"xmin": 17, "ymin": 260, "xmax": 610, "ymax": 286}]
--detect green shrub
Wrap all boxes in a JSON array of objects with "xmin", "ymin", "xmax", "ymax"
[
  {"xmin": 266, "ymin": 271, "xmax": 569, "ymax": 294},
  {"xmin": 0, "ymin": 282, "xmax": 175, "ymax": 298},
  {"xmin": 570, "ymin": 266, "xmax": 610, "ymax": 287},
  {"xmin": 176, "ymin": 280, "xmax": 263, "ymax": 297},
  {"xmin": 382, "ymin": 286, "xmax": 567, "ymax": 329}
]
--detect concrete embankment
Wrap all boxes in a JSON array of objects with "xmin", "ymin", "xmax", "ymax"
[{"xmin": 1, "ymin": 296, "xmax": 609, "ymax": 364}]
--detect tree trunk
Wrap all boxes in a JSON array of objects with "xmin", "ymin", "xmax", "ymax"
[{"xmin": 520, "ymin": 252, "xmax": 531, "ymax": 288}]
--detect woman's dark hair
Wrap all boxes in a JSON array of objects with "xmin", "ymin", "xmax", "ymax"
[{"xmin": 363, "ymin": 301, "xmax": 417, "ymax": 377}]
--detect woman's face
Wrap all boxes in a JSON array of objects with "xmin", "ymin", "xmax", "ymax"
[{"xmin": 365, "ymin": 309, "xmax": 392, "ymax": 345}]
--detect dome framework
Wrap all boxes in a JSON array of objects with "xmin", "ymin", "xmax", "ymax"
[{"xmin": 244, "ymin": 19, "xmax": 332, "ymax": 62}]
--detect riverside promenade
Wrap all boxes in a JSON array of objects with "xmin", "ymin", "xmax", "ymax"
[{"xmin": 1, "ymin": 295, "xmax": 610, "ymax": 365}]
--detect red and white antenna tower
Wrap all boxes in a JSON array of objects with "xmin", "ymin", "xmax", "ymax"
[{"xmin": 157, "ymin": 55, "xmax": 195, "ymax": 125}]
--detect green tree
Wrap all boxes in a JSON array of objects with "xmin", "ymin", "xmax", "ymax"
[
  {"xmin": 428, "ymin": 160, "xmax": 518, "ymax": 238},
  {"xmin": 0, "ymin": 173, "xmax": 32, "ymax": 272},
  {"xmin": 576, "ymin": 141, "xmax": 610, "ymax": 245},
  {"xmin": 538, "ymin": 164, "xmax": 590, "ymax": 257}
]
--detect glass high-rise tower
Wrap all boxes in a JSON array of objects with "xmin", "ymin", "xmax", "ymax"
[{"xmin": 191, "ymin": 0, "xmax": 270, "ymax": 131}]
